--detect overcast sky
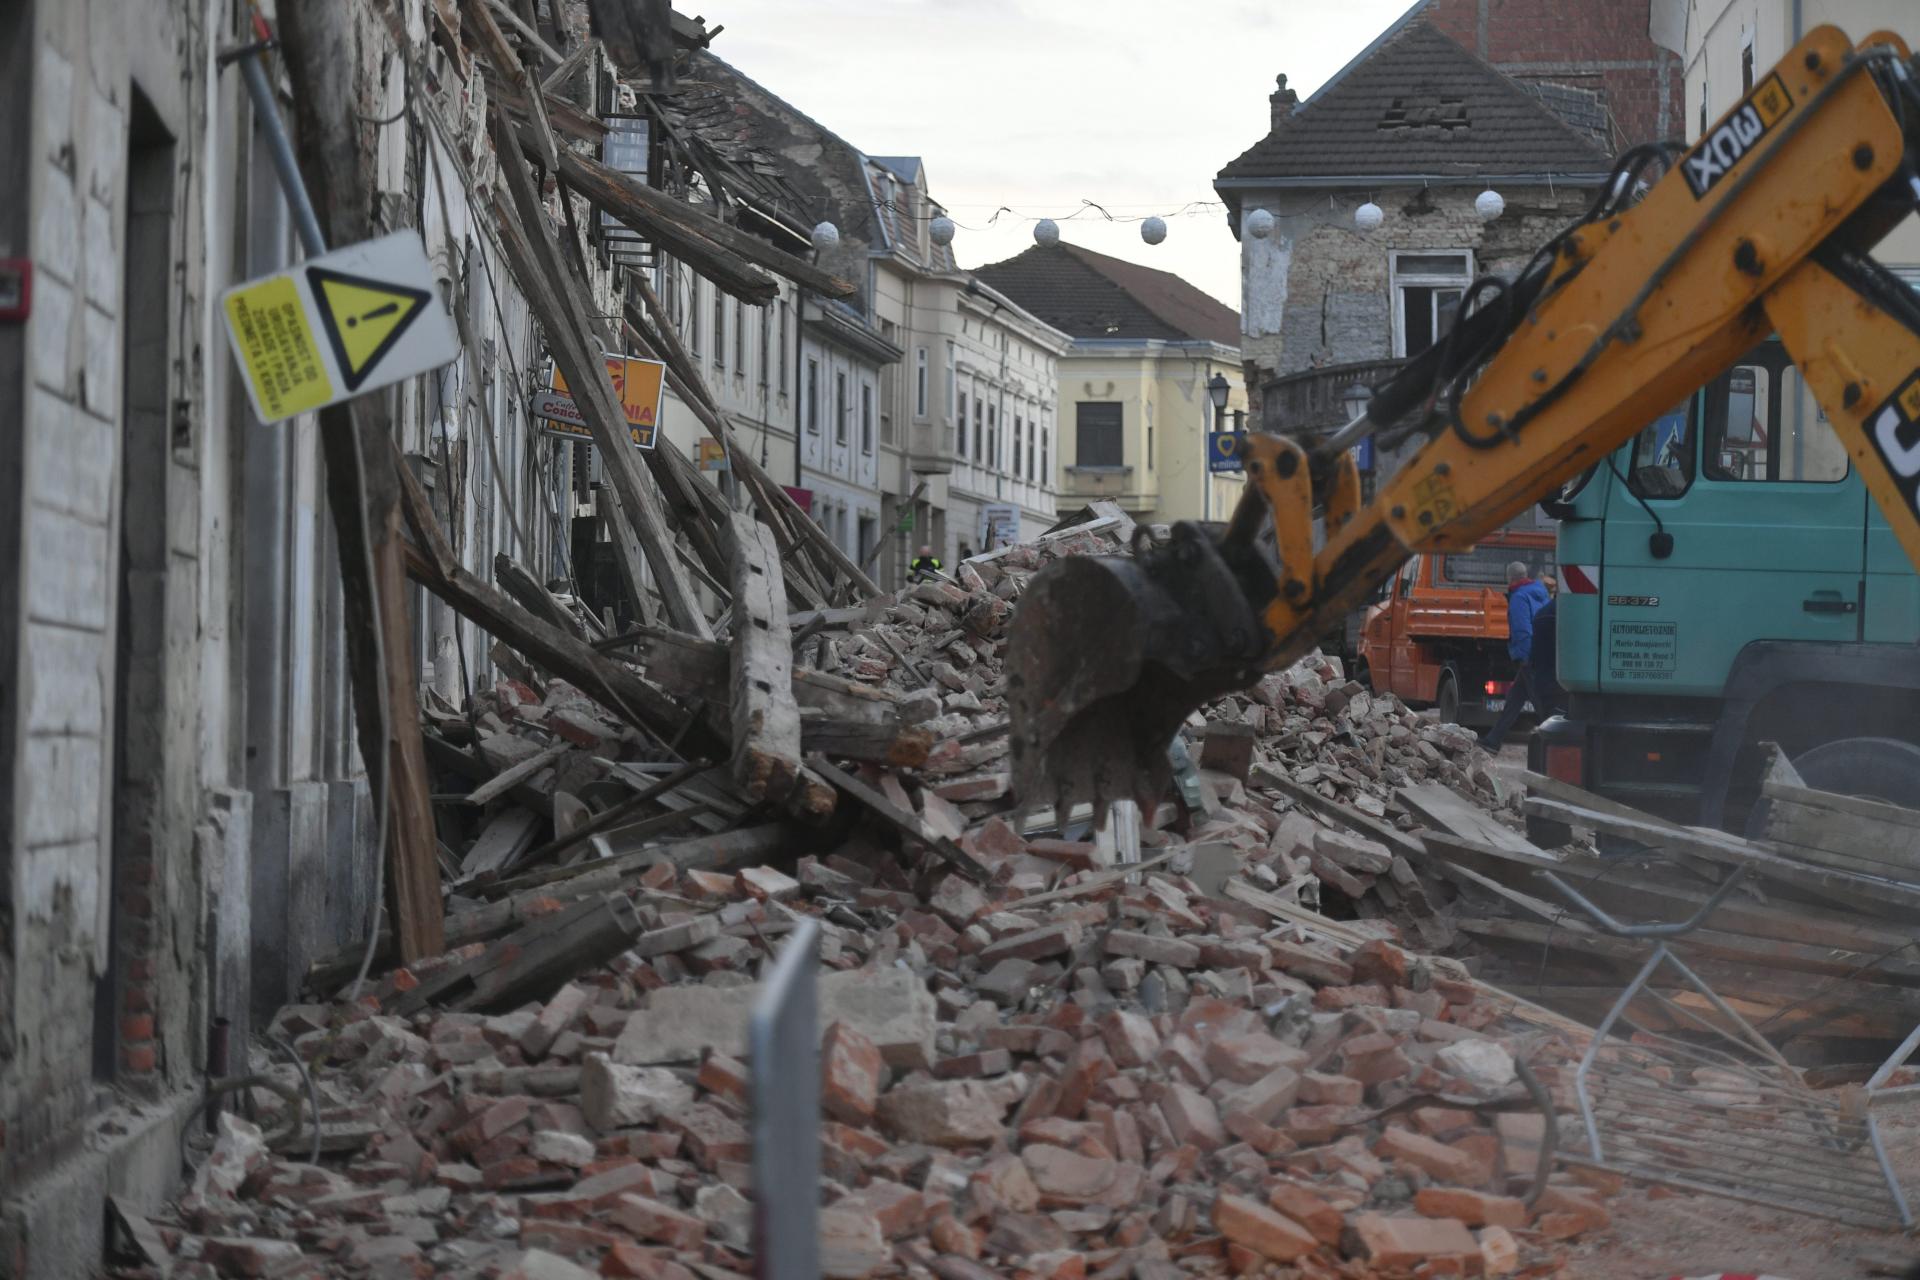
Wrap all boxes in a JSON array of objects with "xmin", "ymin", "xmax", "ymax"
[{"xmin": 703, "ymin": 0, "xmax": 1419, "ymax": 312}]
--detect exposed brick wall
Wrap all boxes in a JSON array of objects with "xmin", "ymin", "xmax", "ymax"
[{"xmin": 1423, "ymin": 0, "xmax": 1683, "ymax": 147}]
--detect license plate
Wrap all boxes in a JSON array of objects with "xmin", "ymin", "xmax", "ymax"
[{"xmin": 1484, "ymin": 699, "xmax": 1504, "ymax": 712}]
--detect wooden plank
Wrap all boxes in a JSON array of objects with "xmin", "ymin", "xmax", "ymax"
[
  {"xmin": 807, "ymin": 756, "xmax": 990, "ymax": 883},
  {"xmin": 528, "ymin": 125, "xmax": 857, "ymax": 299},
  {"xmin": 495, "ymin": 553, "xmax": 581, "ymax": 638},
  {"xmin": 1761, "ymin": 808, "xmax": 1920, "ymax": 878},
  {"xmin": 800, "ymin": 715, "xmax": 932, "ymax": 768},
  {"xmin": 463, "ymin": 0, "xmax": 559, "ymax": 170},
  {"xmin": 486, "ymin": 107, "xmax": 711, "ymax": 639},
  {"xmin": 1250, "ymin": 765, "xmax": 1426, "ymax": 860},
  {"xmin": 280, "ymin": 3, "xmax": 444, "ymax": 962},
  {"xmin": 997, "ymin": 850, "xmax": 1181, "ymax": 912},
  {"xmin": 483, "ymin": 823, "xmax": 788, "ymax": 899},
  {"xmin": 1398, "ymin": 782, "xmax": 1544, "ymax": 858},
  {"xmin": 621, "ymin": 284, "xmax": 881, "ymax": 600},
  {"xmin": 1763, "ymin": 778, "xmax": 1920, "ymax": 831},
  {"xmin": 464, "ymin": 739, "xmax": 569, "ymax": 806},
  {"xmin": 595, "ymin": 486, "xmax": 656, "ymax": 628},
  {"xmin": 396, "ymin": 452, "xmax": 716, "ymax": 755},
  {"xmin": 728, "ymin": 509, "xmax": 804, "ymax": 804},
  {"xmin": 460, "ymin": 808, "xmax": 544, "ymax": 879},
  {"xmin": 1524, "ymin": 796, "xmax": 1920, "ymax": 916}
]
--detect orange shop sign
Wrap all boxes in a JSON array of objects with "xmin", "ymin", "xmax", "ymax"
[{"xmin": 531, "ymin": 352, "xmax": 665, "ymax": 448}]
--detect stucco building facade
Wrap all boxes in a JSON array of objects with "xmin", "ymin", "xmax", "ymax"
[{"xmin": 977, "ymin": 243, "xmax": 1246, "ymax": 527}]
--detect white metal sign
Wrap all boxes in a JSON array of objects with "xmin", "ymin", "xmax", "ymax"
[
  {"xmin": 221, "ymin": 231, "xmax": 460, "ymax": 424},
  {"xmin": 980, "ymin": 502, "xmax": 1021, "ymax": 549}
]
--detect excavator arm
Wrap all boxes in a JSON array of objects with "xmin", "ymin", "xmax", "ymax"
[{"xmin": 1008, "ymin": 25, "xmax": 1920, "ymax": 815}]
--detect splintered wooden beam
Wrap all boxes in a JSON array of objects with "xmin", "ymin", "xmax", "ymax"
[
  {"xmin": 727, "ymin": 509, "xmax": 804, "ymax": 804},
  {"xmin": 523, "ymin": 122, "xmax": 857, "ymax": 299},
  {"xmin": 494, "ymin": 553, "xmax": 582, "ymax": 638},
  {"xmin": 594, "ymin": 487, "xmax": 656, "ymax": 628},
  {"xmin": 278, "ymin": 4, "xmax": 443, "ymax": 963},
  {"xmin": 462, "ymin": 0, "xmax": 560, "ymax": 171},
  {"xmin": 487, "ymin": 104, "xmax": 712, "ymax": 639},
  {"xmin": 394, "ymin": 444, "xmax": 717, "ymax": 757},
  {"xmin": 623, "ymin": 281, "xmax": 881, "ymax": 600},
  {"xmin": 807, "ymin": 755, "xmax": 990, "ymax": 883}
]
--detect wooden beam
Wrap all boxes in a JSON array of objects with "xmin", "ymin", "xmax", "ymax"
[
  {"xmin": 279, "ymin": 4, "xmax": 444, "ymax": 961},
  {"xmin": 487, "ymin": 106, "xmax": 711, "ymax": 638},
  {"xmin": 727, "ymin": 509, "xmax": 805, "ymax": 804},
  {"xmin": 807, "ymin": 756, "xmax": 989, "ymax": 883},
  {"xmin": 463, "ymin": 0, "xmax": 559, "ymax": 171},
  {"xmin": 395, "ymin": 445, "xmax": 716, "ymax": 755},
  {"xmin": 623, "ymin": 283, "xmax": 881, "ymax": 600},
  {"xmin": 494, "ymin": 553, "xmax": 582, "ymax": 638},
  {"xmin": 595, "ymin": 486, "xmax": 656, "ymax": 628},
  {"xmin": 1524, "ymin": 796, "xmax": 1920, "ymax": 917},
  {"xmin": 527, "ymin": 124, "xmax": 857, "ymax": 299}
]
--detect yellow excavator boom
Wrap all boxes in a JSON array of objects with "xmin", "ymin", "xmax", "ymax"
[{"xmin": 1008, "ymin": 25, "xmax": 1920, "ymax": 815}]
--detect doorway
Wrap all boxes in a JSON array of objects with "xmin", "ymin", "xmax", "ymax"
[{"xmin": 94, "ymin": 87, "xmax": 174, "ymax": 1082}]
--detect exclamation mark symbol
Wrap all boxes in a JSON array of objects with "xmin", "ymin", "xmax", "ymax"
[{"xmin": 347, "ymin": 302, "xmax": 400, "ymax": 328}]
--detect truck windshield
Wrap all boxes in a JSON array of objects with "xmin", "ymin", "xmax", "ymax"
[{"xmin": 1441, "ymin": 546, "xmax": 1555, "ymax": 587}]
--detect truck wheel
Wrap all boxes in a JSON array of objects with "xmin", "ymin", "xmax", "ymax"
[
  {"xmin": 1746, "ymin": 736, "xmax": 1920, "ymax": 837},
  {"xmin": 1436, "ymin": 671, "xmax": 1461, "ymax": 724},
  {"xmin": 1789, "ymin": 737, "xmax": 1920, "ymax": 807}
]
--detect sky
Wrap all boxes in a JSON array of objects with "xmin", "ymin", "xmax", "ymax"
[{"xmin": 701, "ymin": 0, "xmax": 1420, "ymax": 311}]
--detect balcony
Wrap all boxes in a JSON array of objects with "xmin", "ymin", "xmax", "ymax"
[
  {"xmin": 1061, "ymin": 464, "xmax": 1149, "ymax": 509},
  {"xmin": 1261, "ymin": 358, "xmax": 1406, "ymax": 439},
  {"xmin": 907, "ymin": 421, "xmax": 956, "ymax": 475}
]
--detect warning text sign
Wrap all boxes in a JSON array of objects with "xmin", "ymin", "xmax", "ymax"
[{"xmin": 221, "ymin": 231, "xmax": 458, "ymax": 424}]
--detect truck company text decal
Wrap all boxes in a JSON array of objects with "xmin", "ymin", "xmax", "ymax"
[
  {"xmin": 1866, "ymin": 371, "xmax": 1920, "ymax": 516},
  {"xmin": 1683, "ymin": 73, "xmax": 1792, "ymax": 199},
  {"xmin": 1609, "ymin": 621, "xmax": 1678, "ymax": 681}
]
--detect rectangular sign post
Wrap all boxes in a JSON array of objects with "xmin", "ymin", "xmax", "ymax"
[
  {"xmin": 750, "ymin": 918, "xmax": 821, "ymax": 1280},
  {"xmin": 221, "ymin": 230, "xmax": 460, "ymax": 424},
  {"xmin": 534, "ymin": 352, "xmax": 667, "ymax": 449},
  {"xmin": 980, "ymin": 502, "xmax": 1020, "ymax": 549}
]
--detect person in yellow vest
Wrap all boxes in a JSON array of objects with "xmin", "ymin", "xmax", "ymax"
[{"xmin": 909, "ymin": 545, "xmax": 943, "ymax": 582}]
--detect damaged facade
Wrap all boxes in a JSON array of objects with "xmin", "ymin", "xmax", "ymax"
[
  {"xmin": 1215, "ymin": 0, "xmax": 1683, "ymax": 454},
  {"xmin": 1, "ymin": 0, "xmax": 565, "ymax": 1265}
]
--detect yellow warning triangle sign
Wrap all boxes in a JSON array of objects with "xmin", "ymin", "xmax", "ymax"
[{"xmin": 306, "ymin": 266, "xmax": 431, "ymax": 391}]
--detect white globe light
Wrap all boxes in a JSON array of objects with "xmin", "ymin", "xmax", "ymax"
[
  {"xmin": 1033, "ymin": 218, "xmax": 1060, "ymax": 247},
  {"xmin": 929, "ymin": 215, "xmax": 956, "ymax": 247},
  {"xmin": 1354, "ymin": 201, "xmax": 1384, "ymax": 232},
  {"xmin": 1475, "ymin": 188, "xmax": 1505, "ymax": 220},
  {"xmin": 1140, "ymin": 216, "xmax": 1167, "ymax": 245},
  {"xmin": 811, "ymin": 220, "xmax": 840, "ymax": 251},
  {"xmin": 1244, "ymin": 208, "xmax": 1275, "ymax": 240}
]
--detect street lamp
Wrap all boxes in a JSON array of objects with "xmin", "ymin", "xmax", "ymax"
[
  {"xmin": 1207, "ymin": 372, "xmax": 1230, "ymax": 429},
  {"xmin": 1342, "ymin": 382, "xmax": 1372, "ymax": 422},
  {"xmin": 1205, "ymin": 373, "xmax": 1232, "ymax": 524}
]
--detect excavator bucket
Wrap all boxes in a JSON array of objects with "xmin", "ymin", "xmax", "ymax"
[{"xmin": 1006, "ymin": 523, "xmax": 1269, "ymax": 819}]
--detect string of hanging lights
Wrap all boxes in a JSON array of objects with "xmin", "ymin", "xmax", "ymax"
[{"xmin": 803, "ymin": 179, "xmax": 1523, "ymax": 253}]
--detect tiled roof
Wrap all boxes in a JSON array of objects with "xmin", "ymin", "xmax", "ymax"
[
  {"xmin": 1216, "ymin": 20, "xmax": 1611, "ymax": 185},
  {"xmin": 974, "ymin": 243, "xmax": 1239, "ymax": 348}
]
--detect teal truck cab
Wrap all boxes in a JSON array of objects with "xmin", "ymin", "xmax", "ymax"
[{"xmin": 1532, "ymin": 339, "xmax": 1920, "ymax": 834}]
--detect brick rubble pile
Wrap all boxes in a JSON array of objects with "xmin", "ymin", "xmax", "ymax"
[{"xmin": 122, "ymin": 515, "xmax": 1614, "ymax": 1279}]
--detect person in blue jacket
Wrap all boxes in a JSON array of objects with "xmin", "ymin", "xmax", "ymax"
[{"xmin": 1479, "ymin": 563, "xmax": 1552, "ymax": 750}]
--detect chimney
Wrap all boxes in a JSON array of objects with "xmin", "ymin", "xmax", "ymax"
[{"xmin": 1269, "ymin": 74, "xmax": 1300, "ymax": 130}]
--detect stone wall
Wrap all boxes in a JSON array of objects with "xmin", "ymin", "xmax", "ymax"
[{"xmin": 1236, "ymin": 184, "xmax": 1589, "ymax": 413}]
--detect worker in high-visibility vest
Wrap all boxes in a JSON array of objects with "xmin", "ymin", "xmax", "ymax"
[{"xmin": 908, "ymin": 545, "xmax": 943, "ymax": 582}]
